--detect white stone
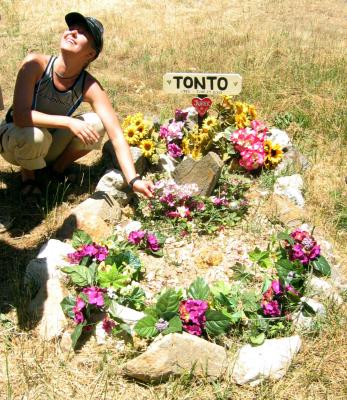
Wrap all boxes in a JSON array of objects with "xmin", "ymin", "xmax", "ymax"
[
  {"xmin": 123, "ymin": 220, "xmax": 142, "ymax": 236},
  {"xmin": 108, "ymin": 302, "xmax": 145, "ymax": 325},
  {"xmin": 268, "ymin": 128, "xmax": 292, "ymax": 149},
  {"xmin": 28, "ymin": 278, "xmax": 66, "ymax": 341},
  {"xmin": 232, "ymin": 336, "xmax": 302, "ymax": 386},
  {"xmin": 25, "ymin": 239, "xmax": 75, "ymax": 286},
  {"xmin": 309, "ymin": 286, "xmax": 343, "ymax": 306},
  {"xmin": 300, "ymin": 297, "xmax": 326, "ymax": 316},
  {"xmin": 158, "ymin": 154, "xmax": 179, "ymax": 175},
  {"xmin": 95, "ymin": 169, "xmax": 127, "ymax": 194},
  {"xmin": 274, "ymin": 174, "xmax": 305, "ymax": 207},
  {"xmin": 95, "ymin": 321, "xmax": 107, "ymax": 345}
]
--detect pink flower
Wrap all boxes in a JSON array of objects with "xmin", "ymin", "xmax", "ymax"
[
  {"xmin": 262, "ymin": 300, "xmax": 281, "ymax": 317},
  {"xmin": 146, "ymin": 233, "xmax": 160, "ymax": 252},
  {"xmin": 68, "ymin": 243, "xmax": 108, "ymax": 264},
  {"xmin": 288, "ymin": 229, "xmax": 321, "ymax": 265},
  {"xmin": 102, "ymin": 317, "xmax": 116, "ymax": 334},
  {"xmin": 74, "ymin": 311, "xmax": 85, "ymax": 324},
  {"xmin": 73, "ymin": 296, "xmax": 86, "ymax": 324},
  {"xmin": 82, "ymin": 287, "xmax": 105, "ymax": 307},
  {"xmin": 196, "ymin": 201, "xmax": 206, "ymax": 211},
  {"xmin": 168, "ymin": 143, "xmax": 183, "ymax": 158},
  {"xmin": 128, "ymin": 230, "xmax": 146, "ymax": 245},
  {"xmin": 179, "ymin": 299, "xmax": 208, "ymax": 336},
  {"xmin": 212, "ymin": 196, "xmax": 229, "ymax": 207},
  {"xmin": 271, "ymin": 280, "xmax": 282, "ymax": 296}
]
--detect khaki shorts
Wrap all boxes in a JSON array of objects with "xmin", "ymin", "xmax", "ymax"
[{"xmin": 0, "ymin": 112, "xmax": 105, "ymax": 170}]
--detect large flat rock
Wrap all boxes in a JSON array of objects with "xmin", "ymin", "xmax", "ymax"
[
  {"xmin": 124, "ymin": 333, "xmax": 228, "ymax": 383},
  {"xmin": 173, "ymin": 152, "xmax": 223, "ymax": 196}
]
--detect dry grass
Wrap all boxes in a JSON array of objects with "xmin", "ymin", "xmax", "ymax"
[{"xmin": 0, "ymin": 0, "xmax": 346, "ymax": 399}]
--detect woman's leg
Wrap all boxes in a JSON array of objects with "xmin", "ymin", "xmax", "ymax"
[{"xmin": 45, "ymin": 112, "xmax": 105, "ymax": 173}]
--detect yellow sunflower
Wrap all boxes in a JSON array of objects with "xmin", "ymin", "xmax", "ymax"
[
  {"xmin": 124, "ymin": 125, "xmax": 140, "ymax": 145},
  {"xmin": 234, "ymin": 101, "xmax": 247, "ymax": 115},
  {"xmin": 139, "ymin": 139, "xmax": 155, "ymax": 158},
  {"xmin": 248, "ymin": 104, "xmax": 257, "ymax": 119},
  {"xmin": 264, "ymin": 140, "xmax": 283, "ymax": 168},
  {"xmin": 131, "ymin": 113, "xmax": 144, "ymax": 126},
  {"xmin": 121, "ymin": 115, "xmax": 133, "ymax": 130},
  {"xmin": 235, "ymin": 113, "xmax": 250, "ymax": 128},
  {"xmin": 135, "ymin": 123, "xmax": 149, "ymax": 139},
  {"xmin": 222, "ymin": 95, "xmax": 233, "ymax": 110},
  {"xmin": 202, "ymin": 116, "xmax": 218, "ymax": 131},
  {"xmin": 181, "ymin": 137, "xmax": 191, "ymax": 155},
  {"xmin": 191, "ymin": 146, "xmax": 203, "ymax": 160}
]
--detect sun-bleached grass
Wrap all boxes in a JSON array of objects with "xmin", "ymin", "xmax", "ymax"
[{"xmin": 0, "ymin": 0, "xmax": 346, "ymax": 398}]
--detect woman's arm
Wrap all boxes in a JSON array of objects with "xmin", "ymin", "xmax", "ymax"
[{"xmin": 84, "ymin": 74, "xmax": 153, "ymax": 197}]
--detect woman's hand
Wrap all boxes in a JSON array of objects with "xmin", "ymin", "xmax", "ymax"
[
  {"xmin": 132, "ymin": 179, "xmax": 154, "ymax": 198},
  {"xmin": 68, "ymin": 118, "xmax": 100, "ymax": 145}
]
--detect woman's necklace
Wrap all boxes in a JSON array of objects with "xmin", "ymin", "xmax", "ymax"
[{"xmin": 54, "ymin": 69, "xmax": 81, "ymax": 80}]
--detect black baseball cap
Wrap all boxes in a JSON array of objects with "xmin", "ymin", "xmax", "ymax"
[{"xmin": 65, "ymin": 12, "xmax": 104, "ymax": 57}]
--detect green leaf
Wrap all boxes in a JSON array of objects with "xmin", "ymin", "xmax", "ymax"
[
  {"xmin": 134, "ymin": 315, "xmax": 158, "ymax": 338},
  {"xmin": 275, "ymin": 259, "xmax": 295, "ymax": 281},
  {"xmin": 97, "ymin": 264, "xmax": 129, "ymax": 289},
  {"xmin": 205, "ymin": 309, "xmax": 230, "ymax": 337},
  {"xmin": 210, "ymin": 281, "xmax": 231, "ymax": 298},
  {"xmin": 163, "ymin": 315, "xmax": 182, "ymax": 335},
  {"xmin": 312, "ymin": 256, "xmax": 331, "ymax": 277},
  {"xmin": 277, "ymin": 231, "xmax": 294, "ymax": 245},
  {"xmin": 249, "ymin": 247, "xmax": 272, "ymax": 268},
  {"xmin": 71, "ymin": 230, "xmax": 92, "ymax": 248},
  {"xmin": 60, "ymin": 296, "xmax": 76, "ymax": 319},
  {"xmin": 71, "ymin": 323, "xmax": 85, "ymax": 349},
  {"xmin": 187, "ymin": 277, "xmax": 210, "ymax": 300},
  {"xmin": 250, "ymin": 332, "xmax": 265, "ymax": 346},
  {"xmin": 156, "ymin": 289, "xmax": 181, "ymax": 315},
  {"xmin": 261, "ymin": 278, "xmax": 272, "ymax": 294},
  {"xmin": 229, "ymin": 311, "xmax": 244, "ymax": 323},
  {"xmin": 61, "ymin": 265, "xmax": 93, "ymax": 287},
  {"xmin": 302, "ymin": 301, "xmax": 316, "ymax": 317}
]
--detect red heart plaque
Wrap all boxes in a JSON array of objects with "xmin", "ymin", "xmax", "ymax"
[{"xmin": 192, "ymin": 97, "xmax": 212, "ymax": 117}]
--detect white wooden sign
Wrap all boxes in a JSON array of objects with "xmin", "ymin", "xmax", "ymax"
[
  {"xmin": 0, "ymin": 85, "xmax": 3, "ymax": 111},
  {"xmin": 163, "ymin": 73, "xmax": 242, "ymax": 95}
]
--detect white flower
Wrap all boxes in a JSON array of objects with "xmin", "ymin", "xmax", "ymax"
[{"xmin": 107, "ymin": 288, "xmax": 118, "ymax": 299}]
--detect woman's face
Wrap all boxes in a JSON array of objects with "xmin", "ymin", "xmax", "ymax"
[{"xmin": 60, "ymin": 24, "xmax": 96, "ymax": 61}]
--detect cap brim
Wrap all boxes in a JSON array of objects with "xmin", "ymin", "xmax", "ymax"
[{"xmin": 65, "ymin": 12, "xmax": 89, "ymax": 29}]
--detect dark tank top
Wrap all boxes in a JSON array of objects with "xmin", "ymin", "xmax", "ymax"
[{"xmin": 6, "ymin": 55, "xmax": 86, "ymax": 123}]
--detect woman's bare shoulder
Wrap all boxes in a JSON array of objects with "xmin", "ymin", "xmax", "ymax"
[{"xmin": 21, "ymin": 53, "xmax": 50, "ymax": 71}]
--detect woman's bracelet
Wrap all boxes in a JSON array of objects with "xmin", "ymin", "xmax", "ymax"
[{"xmin": 128, "ymin": 175, "xmax": 142, "ymax": 189}]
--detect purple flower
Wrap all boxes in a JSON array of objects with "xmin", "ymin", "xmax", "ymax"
[
  {"xmin": 74, "ymin": 311, "xmax": 85, "ymax": 324},
  {"xmin": 128, "ymin": 230, "xmax": 146, "ymax": 245},
  {"xmin": 212, "ymin": 196, "xmax": 229, "ymax": 207},
  {"xmin": 196, "ymin": 201, "xmax": 206, "ymax": 211},
  {"xmin": 184, "ymin": 324, "xmax": 203, "ymax": 336},
  {"xmin": 175, "ymin": 108, "xmax": 188, "ymax": 122},
  {"xmin": 102, "ymin": 317, "xmax": 116, "ymax": 334},
  {"xmin": 146, "ymin": 233, "xmax": 160, "ymax": 252},
  {"xmin": 167, "ymin": 143, "xmax": 183, "ymax": 158},
  {"xmin": 159, "ymin": 125, "xmax": 170, "ymax": 140},
  {"xmin": 155, "ymin": 318, "xmax": 169, "ymax": 332},
  {"xmin": 271, "ymin": 280, "xmax": 282, "ymax": 296},
  {"xmin": 179, "ymin": 299, "xmax": 208, "ymax": 336},
  {"xmin": 288, "ymin": 229, "xmax": 321, "ymax": 265},
  {"xmin": 67, "ymin": 243, "xmax": 108, "ymax": 264},
  {"xmin": 82, "ymin": 287, "xmax": 105, "ymax": 307},
  {"xmin": 262, "ymin": 300, "xmax": 281, "ymax": 317}
]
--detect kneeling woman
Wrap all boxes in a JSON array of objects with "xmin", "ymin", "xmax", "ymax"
[{"xmin": 0, "ymin": 12, "xmax": 152, "ymax": 198}]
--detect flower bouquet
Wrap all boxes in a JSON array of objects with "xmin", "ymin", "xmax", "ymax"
[{"xmin": 60, "ymin": 230, "xmax": 146, "ymax": 348}]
